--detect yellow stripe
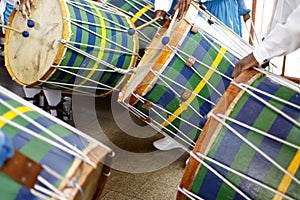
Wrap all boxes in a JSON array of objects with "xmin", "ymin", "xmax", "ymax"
[
  {"xmin": 131, "ymin": 5, "xmax": 152, "ymax": 23},
  {"xmin": 162, "ymin": 47, "xmax": 227, "ymax": 127},
  {"xmin": 272, "ymin": 150, "xmax": 300, "ymax": 200},
  {"xmin": 0, "ymin": 106, "xmax": 32, "ymax": 128},
  {"xmin": 78, "ymin": 3, "xmax": 106, "ymax": 86}
]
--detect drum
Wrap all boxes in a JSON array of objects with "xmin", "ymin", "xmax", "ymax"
[
  {"xmin": 5, "ymin": 0, "xmax": 138, "ymax": 95},
  {"xmin": 118, "ymin": 2, "xmax": 252, "ymax": 149},
  {"xmin": 101, "ymin": 0, "xmax": 166, "ymax": 49},
  {"xmin": 0, "ymin": 86, "xmax": 114, "ymax": 199},
  {"xmin": 178, "ymin": 69, "xmax": 300, "ymax": 199}
]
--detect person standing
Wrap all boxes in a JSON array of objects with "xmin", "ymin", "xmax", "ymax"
[{"xmin": 232, "ymin": 0, "xmax": 300, "ymax": 78}]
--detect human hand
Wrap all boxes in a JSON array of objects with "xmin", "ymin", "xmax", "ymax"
[
  {"xmin": 155, "ymin": 10, "xmax": 167, "ymax": 21},
  {"xmin": 19, "ymin": 0, "xmax": 36, "ymax": 18},
  {"xmin": 243, "ymin": 12, "xmax": 251, "ymax": 22},
  {"xmin": 232, "ymin": 53, "xmax": 259, "ymax": 78},
  {"xmin": 173, "ymin": 0, "xmax": 192, "ymax": 20}
]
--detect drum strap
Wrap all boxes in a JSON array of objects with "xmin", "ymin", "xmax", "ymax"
[{"xmin": 0, "ymin": 149, "xmax": 43, "ymax": 189}]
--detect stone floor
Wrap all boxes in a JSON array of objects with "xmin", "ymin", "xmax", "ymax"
[{"xmin": 0, "ymin": 56, "xmax": 190, "ymax": 200}]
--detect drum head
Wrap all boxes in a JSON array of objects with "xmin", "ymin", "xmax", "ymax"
[{"xmin": 5, "ymin": 0, "xmax": 67, "ymax": 86}]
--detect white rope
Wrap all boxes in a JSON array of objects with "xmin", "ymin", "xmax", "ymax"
[
  {"xmin": 130, "ymin": 93, "xmax": 197, "ymax": 147},
  {"xmin": 231, "ymin": 81, "xmax": 300, "ymax": 128},
  {"xmin": 150, "ymin": 63, "xmax": 217, "ymax": 106},
  {"xmin": 217, "ymin": 113, "xmax": 299, "ymax": 150},
  {"xmin": 189, "ymin": 151, "xmax": 251, "ymax": 200},
  {"xmin": 177, "ymin": 187, "xmax": 203, "ymax": 200},
  {"xmin": 0, "ymin": 116, "xmax": 86, "ymax": 161},
  {"xmin": 189, "ymin": 151, "xmax": 294, "ymax": 200},
  {"xmin": 0, "ymin": 99, "xmax": 96, "ymax": 168},
  {"xmin": 0, "ymin": 86, "xmax": 113, "ymax": 153},
  {"xmin": 63, "ymin": 40, "xmax": 138, "ymax": 56},
  {"xmin": 36, "ymin": 177, "xmax": 66, "ymax": 200},
  {"xmin": 57, "ymin": 67, "xmax": 115, "ymax": 90},
  {"xmin": 211, "ymin": 113, "xmax": 300, "ymax": 185}
]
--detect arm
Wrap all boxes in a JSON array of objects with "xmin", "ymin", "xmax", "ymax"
[
  {"xmin": 253, "ymin": 4, "xmax": 300, "ymax": 65},
  {"xmin": 173, "ymin": 0, "xmax": 192, "ymax": 20},
  {"xmin": 232, "ymin": 4, "xmax": 300, "ymax": 78}
]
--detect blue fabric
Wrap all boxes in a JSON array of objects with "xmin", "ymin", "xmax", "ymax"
[
  {"xmin": 0, "ymin": 130, "xmax": 14, "ymax": 168},
  {"xmin": 237, "ymin": 0, "xmax": 251, "ymax": 16},
  {"xmin": 204, "ymin": 0, "xmax": 243, "ymax": 36},
  {"xmin": 4, "ymin": 3, "xmax": 14, "ymax": 25}
]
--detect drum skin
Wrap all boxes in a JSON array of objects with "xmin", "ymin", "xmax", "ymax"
[
  {"xmin": 0, "ymin": 86, "xmax": 113, "ymax": 199},
  {"xmin": 178, "ymin": 70, "xmax": 300, "ymax": 200},
  {"xmin": 5, "ymin": 0, "xmax": 138, "ymax": 95}
]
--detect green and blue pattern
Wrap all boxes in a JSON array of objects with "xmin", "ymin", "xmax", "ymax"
[
  {"xmin": 190, "ymin": 75, "xmax": 300, "ymax": 199},
  {"xmin": 105, "ymin": 0, "xmax": 165, "ymax": 49},
  {"xmin": 45, "ymin": 0, "xmax": 137, "ymax": 95},
  {"xmin": 131, "ymin": 11, "xmax": 239, "ymax": 149},
  {"xmin": 0, "ymin": 89, "xmax": 98, "ymax": 199}
]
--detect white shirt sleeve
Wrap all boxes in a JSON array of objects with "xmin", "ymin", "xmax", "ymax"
[
  {"xmin": 253, "ymin": 4, "xmax": 300, "ymax": 65},
  {"xmin": 154, "ymin": 0, "xmax": 173, "ymax": 12}
]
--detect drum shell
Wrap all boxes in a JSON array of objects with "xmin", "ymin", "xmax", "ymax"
[
  {"xmin": 178, "ymin": 70, "xmax": 300, "ymax": 199},
  {"xmin": 119, "ymin": 2, "xmax": 242, "ymax": 149},
  {"xmin": 0, "ymin": 87, "xmax": 113, "ymax": 199},
  {"xmin": 5, "ymin": 0, "xmax": 138, "ymax": 95}
]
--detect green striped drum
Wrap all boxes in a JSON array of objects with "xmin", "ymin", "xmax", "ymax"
[
  {"xmin": 178, "ymin": 70, "xmax": 300, "ymax": 200},
  {"xmin": 5, "ymin": 0, "xmax": 138, "ymax": 95},
  {"xmin": 119, "ymin": 2, "xmax": 251, "ymax": 150},
  {"xmin": 103, "ymin": 0, "xmax": 166, "ymax": 49},
  {"xmin": 0, "ymin": 86, "xmax": 113, "ymax": 199}
]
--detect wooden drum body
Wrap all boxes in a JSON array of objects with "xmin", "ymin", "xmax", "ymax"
[
  {"xmin": 5, "ymin": 0, "xmax": 138, "ymax": 95},
  {"xmin": 0, "ymin": 86, "xmax": 113, "ymax": 199},
  {"xmin": 119, "ymin": 2, "xmax": 250, "ymax": 149},
  {"xmin": 178, "ymin": 70, "xmax": 300, "ymax": 199}
]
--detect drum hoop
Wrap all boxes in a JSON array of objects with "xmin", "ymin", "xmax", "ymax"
[
  {"xmin": 4, "ymin": 9, "xmax": 22, "ymax": 85},
  {"xmin": 177, "ymin": 70, "xmax": 262, "ymax": 199},
  {"xmin": 120, "ymin": 3, "xmax": 199, "ymax": 105},
  {"xmin": 59, "ymin": 143, "xmax": 112, "ymax": 199},
  {"xmin": 4, "ymin": 1, "xmax": 70, "ymax": 87}
]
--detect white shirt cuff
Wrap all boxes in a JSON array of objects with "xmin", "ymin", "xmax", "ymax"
[
  {"xmin": 253, "ymin": 45, "xmax": 270, "ymax": 65},
  {"xmin": 154, "ymin": 0, "xmax": 173, "ymax": 12}
]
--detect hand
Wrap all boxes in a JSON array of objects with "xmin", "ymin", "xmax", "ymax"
[
  {"xmin": 19, "ymin": 0, "xmax": 36, "ymax": 18},
  {"xmin": 173, "ymin": 0, "xmax": 192, "ymax": 20},
  {"xmin": 155, "ymin": 10, "xmax": 167, "ymax": 21},
  {"xmin": 243, "ymin": 12, "xmax": 251, "ymax": 22},
  {"xmin": 232, "ymin": 53, "xmax": 259, "ymax": 78}
]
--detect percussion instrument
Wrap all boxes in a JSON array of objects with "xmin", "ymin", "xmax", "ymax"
[
  {"xmin": 0, "ymin": 86, "xmax": 114, "ymax": 199},
  {"xmin": 118, "ymin": 2, "xmax": 252, "ymax": 150},
  {"xmin": 101, "ymin": 0, "xmax": 166, "ymax": 49},
  {"xmin": 5, "ymin": 0, "xmax": 138, "ymax": 95},
  {"xmin": 178, "ymin": 69, "xmax": 300, "ymax": 199}
]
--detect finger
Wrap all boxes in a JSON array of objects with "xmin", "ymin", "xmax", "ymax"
[
  {"xmin": 232, "ymin": 66, "xmax": 241, "ymax": 78},
  {"xmin": 30, "ymin": 0, "xmax": 36, "ymax": 8},
  {"xmin": 26, "ymin": 2, "xmax": 31, "ymax": 18},
  {"xmin": 20, "ymin": 5, "xmax": 27, "ymax": 18},
  {"xmin": 178, "ymin": 2, "xmax": 185, "ymax": 20}
]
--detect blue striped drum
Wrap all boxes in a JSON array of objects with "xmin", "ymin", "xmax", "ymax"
[
  {"xmin": 5, "ymin": 0, "xmax": 138, "ymax": 95},
  {"xmin": 119, "ymin": 2, "xmax": 252, "ymax": 150},
  {"xmin": 178, "ymin": 70, "xmax": 300, "ymax": 200},
  {"xmin": 0, "ymin": 86, "xmax": 114, "ymax": 199}
]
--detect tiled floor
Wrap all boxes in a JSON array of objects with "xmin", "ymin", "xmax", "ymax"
[{"xmin": 0, "ymin": 56, "xmax": 189, "ymax": 200}]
